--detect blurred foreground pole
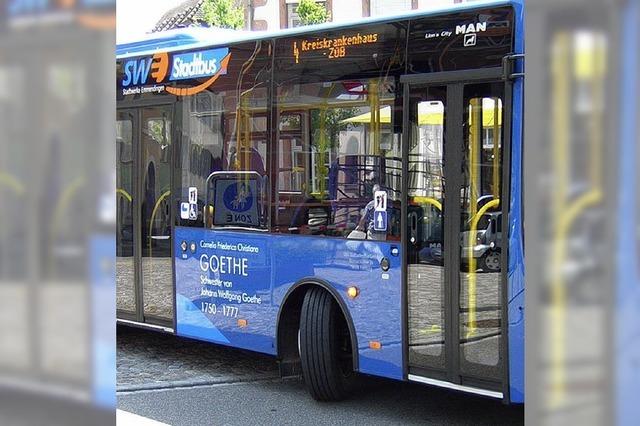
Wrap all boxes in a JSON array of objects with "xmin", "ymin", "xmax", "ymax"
[
  {"xmin": 526, "ymin": 0, "xmax": 639, "ymax": 424},
  {"xmin": 0, "ymin": 1, "xmax": 115, "ymax": 425}
]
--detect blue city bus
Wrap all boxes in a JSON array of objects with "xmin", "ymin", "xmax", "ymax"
[{"xmin": 116, "ymin": 0, "xmax": 524, "ymax": 403}]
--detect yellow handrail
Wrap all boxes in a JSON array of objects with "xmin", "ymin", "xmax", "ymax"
[
  {"xmin": 493, "ymin": 99, "xmax": 501, "ymax": 199},
  {"xmin": 148, "ymin": 190, "xmax": 171, "ymax": 258},
  {"xmin": 412, "ymin": 196, "xmax": 442, "ymax": 212},
  {"xmin": 49, "ymin": 177, "xmax": 86, "ymax": 274},
  {"xmin": 116, "ymin": 188, "xmax": 132, "ymax": 202},
  {"xmin": 466, "ymin": 198, "xmax": 500, "ymax": 338},
  {"xmin": 0, "ymin": 172, "xmax": 25, "ymax": 195}
]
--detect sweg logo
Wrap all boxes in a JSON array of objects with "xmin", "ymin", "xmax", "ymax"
[
  {"xmin": 121, "ymin": 48, "xmax": 230, "ymax": 87},
  {"xmin": 122, "ymin": 52, "xmax": 169, "ymax": 87},
  {"xmin": 170, "ymin": 51, "xmax": 223, "ymax": 80}
]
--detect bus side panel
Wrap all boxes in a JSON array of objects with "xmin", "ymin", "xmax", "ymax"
[
  {"xmin": 617, "ymin": 1, "xmax": 640, "ymax": 421},
  {"xmin": 507, "ymin": 78, "xmax": 525, "ymax": 403},
  {"xmin": 173, "ymin": 227, "xmax": 404, "ymax": 381},
  {"xmin": 508, "ymin": 0, "xmax": 525, "ymax": 405},
  {"xmin": 174, "ymin": 227, "xmax": 276, "ymax": 354}
]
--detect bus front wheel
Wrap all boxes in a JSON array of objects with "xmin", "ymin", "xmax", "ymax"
[{"xmin": 299, "ymin": 287, "xmax": 354, "ymax": 401}]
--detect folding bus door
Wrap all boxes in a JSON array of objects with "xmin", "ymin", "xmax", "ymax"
[
  {"xmin": 404, "ymin": 77, "xmax": 509, "ymax": 398},
  {"xmin": 116, "ymin": 105, "xmax": 174, "ymax": 327}
]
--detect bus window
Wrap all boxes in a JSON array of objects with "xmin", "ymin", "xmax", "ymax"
[
  {"xmin": 141, "ymin": 106, "xmax": 173, "ymax": 321},
  {"xmin": 459, "ymin": 83, "xmax": 504, "ymax": 380},
  {"xmin": 277, "ymin": 113, "xmax": 305, "ymax": 194},
  {"xmin": 178, "ymin": 41, "xmax": 271, "ymax": 229},
  {"xmin": 146, "ymin": 117, "xmax": 171, "ymax": 163},
  {"xmin": 407, "ymin": 86, "xmax": 447, "ymax": 370},
  {"xmin": 274, "ymin": 78, "xmax": 402, "ymax": 239},
  {"xmin": 116, "ymin": 112, "xmax": 135, "ymax": 315}
]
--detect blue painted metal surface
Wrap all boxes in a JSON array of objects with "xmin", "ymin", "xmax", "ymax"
[
  {"xmin": 90, "ymin": 234, "xmax": 116, "ymax": 409},
  {"xmin": 617, "ymin": 1, "xmax": 639, "ymax": 423},
  {"xmin": 174, "ymin": 227, "xmax": 404, "ymax": 380},
  {"xmin": 507, "ymin": 0, "xmax": 525, "ymax": 404}
]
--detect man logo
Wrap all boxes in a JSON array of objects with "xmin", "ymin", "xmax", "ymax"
[
  {"xmin": 456, "ymin": 22, "xmax": 488, "ymax": 35},
  {"xmin": 464, "ymin": 34, "xmax": 477, "ymax": 47}
]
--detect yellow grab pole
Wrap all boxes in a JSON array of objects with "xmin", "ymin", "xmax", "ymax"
[
  {"xmin": 493, "ymin": 99, "xmax": 501, "ymax": 199},
  {"xmin": 550, "ymin": 32, "xmax": 571, "ymax": 408},
  {"xmin": 469, "ymin": 98, "xmax": 481, "ymax": 218},
  {"xmin": 466, "ymin": 198, "xmax": 500, "ymax": 338}
]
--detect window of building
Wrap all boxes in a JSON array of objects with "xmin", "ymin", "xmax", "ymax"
[
  {"xmin": 370, "ymin": 0, "xmax": 411, "ymax": 17},
  {"xmin": 285, "ymin": 0, "xmax": 327, "ymax": 28}
]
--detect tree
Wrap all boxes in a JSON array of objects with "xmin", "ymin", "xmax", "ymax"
[
  {"xmin": 310, "ymin": 106, "xmax": 358, "ymax": 195},
  {"xmin": 296, "ymin": 0, "xmax": 330, "ymax": 25},
  {"xmin": 201, "ymin": 0, "xmax": 245, "ymax": 30}
]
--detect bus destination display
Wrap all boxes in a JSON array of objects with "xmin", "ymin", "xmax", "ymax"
[{"xmin": 293, "ymin": 32, "xmax": 379, "ymax": 63}]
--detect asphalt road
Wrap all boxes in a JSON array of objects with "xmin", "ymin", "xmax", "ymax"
[{"xmin": 117, "ymin": 326, "xmax": 523, "ymax": 426}]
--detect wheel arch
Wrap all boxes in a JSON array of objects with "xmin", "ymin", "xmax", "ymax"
[{"xmin": 275, "ymin": 277, "xmax": 360, "ymax": 372}]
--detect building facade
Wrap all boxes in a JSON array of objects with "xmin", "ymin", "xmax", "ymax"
[
  {"xmin": 148, "ymin": 0, "xmax": 470, "ymax": 34},
  {"xmin": 251, "ymin": 0, "xmax": 465, "ymax": 31}
]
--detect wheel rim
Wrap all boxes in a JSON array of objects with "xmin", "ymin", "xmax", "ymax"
[{"xmin": 485, "ymin": 251, "xmax": 501, "ymax": 271}]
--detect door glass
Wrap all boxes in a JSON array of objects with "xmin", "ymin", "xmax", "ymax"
[
  {"xmin": 407, "ymin": 86, "xmax": 447, "ymax": 371},
  {"xmin": 459, "ymin": 83, "xmax": 504, "ymax": 379},
  {"xmin": 141, "ymin": 106, "xmax": 173, "ymax": 321},
  {"xmin": 116, "ymin": 111, "xmax": 135, "ymax": 314}
]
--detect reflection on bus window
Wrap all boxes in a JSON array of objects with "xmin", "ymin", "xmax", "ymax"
[
  {"xmin": 461, "ymin": 94, "xmax": 503, "ymax": 274},
  {"xmin": 116, "ymin": 114, "xmax": 135, "ymax": 314},
  {"xmin": 178, "ymin": 41, "xmax": 271, "ymax": 229},
  {"xmin": 458, "ymin": 84, "xmax": 504, "ymax": 379},
  {"xmin": 408, "ymin": 95, "xmax": 446, "ymax": 266},
  {"xmin": 274, "ymin": 78, "xmax": 402, "ymax": 240}
]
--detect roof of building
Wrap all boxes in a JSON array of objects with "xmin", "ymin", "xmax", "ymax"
[{"xmin": 151, "ymin": 0, "xmax": 207, "ymax": 33}]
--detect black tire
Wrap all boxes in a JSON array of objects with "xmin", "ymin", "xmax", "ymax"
[
  {"xmin": 479, "ymin": 249, "xmax": 501, "ymax": 272},
  {"xmin": 299, "ymin": 287, "xmax": 354, "ymax": 401}
]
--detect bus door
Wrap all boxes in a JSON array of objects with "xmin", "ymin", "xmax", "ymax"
[
  {"xmin": 116, "ymin": 105, "xmax": 174, "ymax": 327},
  {"xmin": 403, "ymin": 76, "xmax": 509, "ymax": 397}
]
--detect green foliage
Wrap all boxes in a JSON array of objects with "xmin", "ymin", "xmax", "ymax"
[
  {"xmin": 201, "ymin": 0, "xmax": 245, "ymax": 30},
  {"xmin": 311, "ymin": 107, "xmax": 359, "ymax": 150},
  {"xmin": 310, "ymin": 107, "xmax": 359, "ymax": 195},
  {"xmin": 296, "ymin": 0, "xmax": 330, "ymax": 25},
  {"xmin": 147, "ymin": 118, "xmax": 170, "ymax": 145}
]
